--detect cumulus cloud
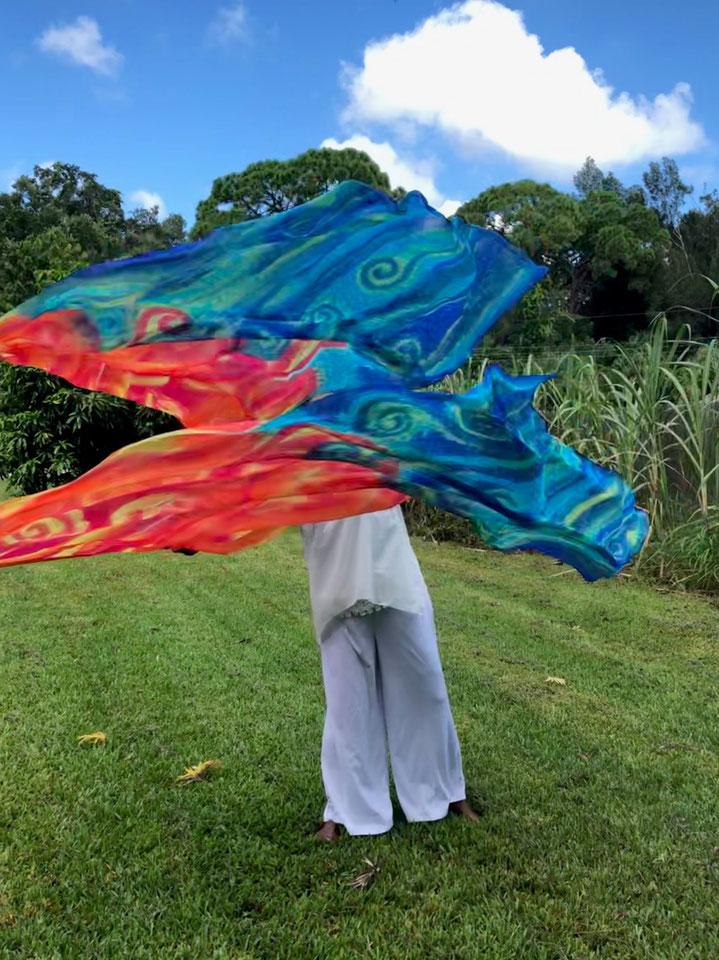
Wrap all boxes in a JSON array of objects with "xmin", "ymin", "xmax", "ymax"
[
  {"xmin": 321, "ymin": 135, "xmax": 461, "ymax": 216},
  {"xmin": 129, "ymin": 190, "xmax": 167, "ymax": 218},
  {"xmin": 207, "ymin": 3, "xmax": 250, "ymax": 46},
  {"xmin": 1, "ymin": 162, "xmax": 23, "ymax": 191},
  {"xmin": 341, "ymin": 0, "xmax": 704, "ymax": 173},
  {"xmin": 36, "ymin": 16, "xmax": 123, "ymax": 76}
]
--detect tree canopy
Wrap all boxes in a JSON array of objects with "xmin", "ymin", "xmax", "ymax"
[
  {"xmin": 649, "ymin": 190, "xmax": 719, "ymax": 334},
  {"xmin": 642, "ymin": 157, "xmax": 693, "ymax": 229},
  {"xmin": 457, "ymin": 175, "xmax": 669, "ymax": 341},
  {"xmin": 0, "ymin": 163, "xmax": 186, "ymax": 495},
  {"xmin": 192, "ymin": 147, "xmax": 394, "ymax": 238}
]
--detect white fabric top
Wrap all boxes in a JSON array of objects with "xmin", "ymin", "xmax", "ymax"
[{"xmin": 301, "ymin": 506, "xmax": 427, "ymax": 640}]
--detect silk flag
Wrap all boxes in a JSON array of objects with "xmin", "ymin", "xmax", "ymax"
[{"xmin": 0, "ymin": 181, "xmax": 648, "ymax": 577}]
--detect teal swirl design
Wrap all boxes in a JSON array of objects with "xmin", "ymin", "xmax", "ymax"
[
  {"xmin": 0, "ymin": 181, "xmax": 648, "ymax": 578},
  {"xmin": 359, "ymin": 257, "xmax": 404, "ymax": 289},
  {"xmin": 268, "ymin": 365, "xmax": 648, "ymax": 581},
  {"xmin": 4, "ymin": 181, "xmax": 545, "ymax": 387}
]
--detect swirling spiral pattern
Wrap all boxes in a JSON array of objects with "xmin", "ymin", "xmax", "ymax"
[
  {"xmin": 359, "ymin": 257, "xmax": 403, "ymax": 289},
  {"xmin": 0, "ymin": 181, "xmax": 648, "ymax": 578}
]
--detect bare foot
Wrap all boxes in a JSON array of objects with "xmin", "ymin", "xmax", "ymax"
[
  {"xmin": 316, "ymin": 820, "xmax": 340, "ymax": 842},
  {"xmin": 449, "ymin": 799, "xmax": 482, "ymax": 822}
]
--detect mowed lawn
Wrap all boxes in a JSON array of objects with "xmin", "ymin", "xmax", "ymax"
[{"xmin": 0, "ymin": 528, "xmax": 718, "ymax": 959}]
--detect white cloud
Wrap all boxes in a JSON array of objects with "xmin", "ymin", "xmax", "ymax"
[
  {"xmin": 321, "ymin": 135, "xmax": 462, "ymax": 217},
  {"xmin": 36, "ymin": 16, "xmax": 123, "ymax": 76},
  {"xmin": 436, "ymin": 197, "xmax": 461, "ymax": 218},
  {"xmin": 1, "ymin": 162, "xmax": 23, "ymax": 191},
  {"xmin": 341, "ymin": 0, "xmax": 704, "ymax": 174},
  {"xmin": 129, "ymin": 190, "xmax": 167, "ymax": 218},
  {"xmin": 207, "ymin": 3, "xmax": 250, "ymax": 46}
]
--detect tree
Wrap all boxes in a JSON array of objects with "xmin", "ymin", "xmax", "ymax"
[
  {"xmin": 642, "ymin": 157, "xmax": 693, "ymax": 228},
  {"xmin": 578, "ymin": 190, "xmax": 669, "ymax": 339},
  {"xmin": 574, "ymin": 157, "xmax": 605, "ymax": 197},
  {"xmin": 159, "ymin": 212, "xmax": 187, "ymax": 246},
  {"xmin": 457, "ymin": 180, "xmax": 582, "ymax": 281},
  {"xmin": 192, "ymin": 147, "xmax": 394, "ymax": 238},
  {"xmin": 0, "ymin": 162, "xmax": 185, "ymax": 266},
  {"xmin": 123, "ymin": 206, "xmax": 186, "ymax": 254},
  {"xmin": 0, "ymin": 227, "xmax": 85, "ymax": 316},
  {"xmin": 0, "ymin": 366, "xmax": 171, "ymax": 495},
  {"xmin": 457, "ymin": 179, "xmax": 669, "ymax": 341},
  {"xmin": 457, "ymin": 181, "xmax": 583, "ymax": 344},
  {"xmin": 0, "ymin": 163, "xmax": 182, "ymax": 496},
  {"xmin": 649, "ymin": 191, "xmax": 719, "ymax": 335},
  {"xmin": 573, "ymin": 157, "xmax": 643, "ymax": 204},
  {"xmin": 579, "ymin": 190, "xmax": 667, "ymax": 289},
  {"xmin": 0, "ymin": 162, "xmax": 125, "ymax": 260}
]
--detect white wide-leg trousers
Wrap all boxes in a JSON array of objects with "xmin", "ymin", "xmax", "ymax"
[{"xmin": 319, "ymin": 599, "xmax": 466, "ymax": 835}]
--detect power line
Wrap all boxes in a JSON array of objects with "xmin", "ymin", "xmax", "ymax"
[
  {"xmin": 519, "ymin": 306, "xmax": 719, "ymax": 321},
  {"xmin": 478, "ymin": 342, "xmax": 718, "ymax": 355},
  {"xmin": 468, "ymin": 337, "xmax": 719, "ymax": 362}
]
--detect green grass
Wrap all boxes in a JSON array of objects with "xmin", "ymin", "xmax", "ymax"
[{"xmin": 1, "ymin": 535, "xmax": 718, "ymax": 959}]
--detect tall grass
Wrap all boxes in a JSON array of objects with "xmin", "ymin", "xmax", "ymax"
[
  {"xmin": 407, "ymin": 320, "xmax": 719, "ymax": 591},
  {"xmin": 538, "ymin": 321, "xmax": 719, "ymax": 589}
]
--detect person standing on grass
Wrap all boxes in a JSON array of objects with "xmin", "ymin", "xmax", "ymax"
[{"xmin": 301, "ymin": 504, "xmax": 480, "ymax": 840}]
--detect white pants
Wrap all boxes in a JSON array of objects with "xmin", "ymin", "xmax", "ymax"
[{"xmin": 319, "ymin": 599, "xmax": 466, "ymax": 835}]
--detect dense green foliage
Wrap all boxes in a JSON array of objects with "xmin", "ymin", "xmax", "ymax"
[
  {"xmin": 0, "ymin": 368, "xmax": 176, "ymax": 495},
  {"xmin": 0, "ymin": 163, "xmax": 184, "ymax": 495},
  {"xmin": 457, "ymin": 168, "xmax": 672, "ymax": 342},
  {"xmin": 0, "ymin": 534, "xmax": 717, "ymax": 958},
  {"xmin": 650, "ymin": 190, "xmax": 719, "ymax": 335},
  {"xmin": 642, "ymin": 156, "xmax": 694, "ymax": 228},
  {"xmin": 0, "ymin": 162, "xmax": 187, "ymax": 292}
]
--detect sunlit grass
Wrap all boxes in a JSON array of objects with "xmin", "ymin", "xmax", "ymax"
[{"xmin": 1, "ymin": 535, "xmax": 717, "ymax": 958}]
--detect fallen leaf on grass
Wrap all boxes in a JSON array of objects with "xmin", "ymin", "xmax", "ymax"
[
  {"xmin": 77, "ymin": 732, "xmax": 107, "ymax": 746},
  {"xmin": 348, "ymin": 858, "xmax": 381, "ymax": 889},
  {"xmin": 545, "ymin": 676, "xmax": 567, "ymax": 686},
  {"xmin": 176, "ymin": 759, "xmax": 221, "ymax": 784}
]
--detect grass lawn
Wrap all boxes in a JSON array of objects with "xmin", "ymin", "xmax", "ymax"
[{"xmin": 0, "ymin": 530, "xmax": 718, "ymax": 959}]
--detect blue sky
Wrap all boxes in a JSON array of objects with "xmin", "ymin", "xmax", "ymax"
[{"xmin": 1, "ymin": 0, "xmax": 717, "ymax": 226}]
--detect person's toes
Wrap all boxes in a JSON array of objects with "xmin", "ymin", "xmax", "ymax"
[
  {"xmin": 316, "ymin": 820, "xmax": 340, "ymax": 842},
  {"xmin": 449, "ymin": 800, "xmax": 482, "ymax": 822}
]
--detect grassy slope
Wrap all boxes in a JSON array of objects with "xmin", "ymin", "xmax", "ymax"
[{"xmin": 0, "ymin": 533, "xmax": 717, "ymax": 959}]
